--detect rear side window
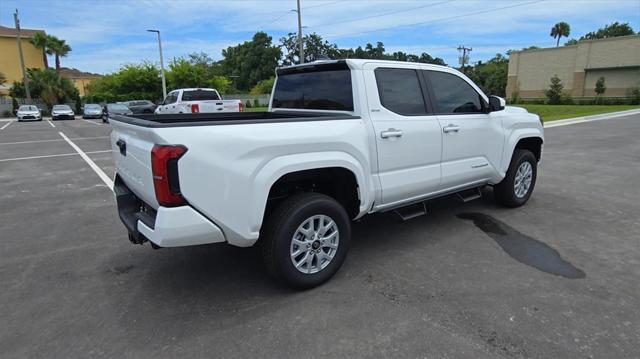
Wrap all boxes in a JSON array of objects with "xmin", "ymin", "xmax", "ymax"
[
  {"xmin": 375, "ymin": 68, "xmax": 427, "ymax": 116},
  {"xmin": 272, "ymin": 68, "xmax": 353, "ymax": 111},
  {"xmin": 182, "ymin": 90, "xmax": 220, "ymax": 101},
  {"xmin": 425, "ymin": 71, "xmax": 484, "ymax": 114}
]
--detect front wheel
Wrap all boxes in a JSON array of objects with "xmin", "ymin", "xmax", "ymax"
[
  {"xmin": 261, "ymin": 193, "xmax": 351, "ymax": 289},
  {"xmin": 494, "ymin": 149, "xmax": 537, "ymax": 207}
]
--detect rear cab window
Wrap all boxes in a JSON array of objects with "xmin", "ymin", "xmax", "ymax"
[
  {"xmin": 272, "ymin": 62, "xmax": 354, "ymax": 111},
  {"xmin": 181, "ymin": 90, "xmax": 220, "ymax": 101},
  {"xmin": 375, "ymin": 68, "xmax": 428, "ymax": 116}
]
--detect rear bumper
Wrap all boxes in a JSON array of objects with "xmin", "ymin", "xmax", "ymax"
[{"xmin": 114, "ymin": 175, "xmax": 226, "ymax": 247}]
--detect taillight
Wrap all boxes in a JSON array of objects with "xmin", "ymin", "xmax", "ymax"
[
  {"xmin": 239, "ymin": 102, "xmax": 244, "ymax": 112},
  {"xmin": 191, "ymin": 103, "xmax": 199, "ymax": 113},
  {"xmin": 151, "ymin": 145, "xmax": 188, "ymax": 207}
]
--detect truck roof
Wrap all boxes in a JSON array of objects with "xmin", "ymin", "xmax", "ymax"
[{"xmin": 278, "ymin": 58, "xmax": 452, "ymax": 72}]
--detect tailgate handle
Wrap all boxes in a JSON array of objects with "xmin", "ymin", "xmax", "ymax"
[{"xmin": 116, "ymin": 139, "xmax": 127, "ymax": 156}]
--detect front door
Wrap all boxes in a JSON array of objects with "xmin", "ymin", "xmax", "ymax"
[
  {"xmin": 364, "ymin": 64, "xmax": 442, "ymax": 207},
  {"xmin": 423, "ymin": 70, "xmax": 504, "ymax": 189}
]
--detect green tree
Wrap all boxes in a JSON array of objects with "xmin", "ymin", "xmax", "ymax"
[
  {"xmin": 250, "ymin": 77, "xmax": 275, "ymax": 95},
  {"xmin": 466, "ymin": 54, "xmax": 509, "ymax": 97},
  {"xmin": 166, "ymin": 56, "xmax": 230, "ymax": 93},
  {"xmin": 545, "ymin": 75, "xmax": 564, "ymax": 104},
  {"xmin": 550, "ymin": 22, "xmax": 571, "ymax": 47},
  {"xmin": 581, "ymin": 22, "xmax": 635, "ymax": 40},
  {"xmin": 564, "ymin": 39, "xmax": 578, "ymax": 46},
  {"xmin": 10, "ymin": 68, "xmax": 78, "ymax": 109},
  {"xmin": 280, "ymin": 32, "xmax": 340, "ymax": 65},
  {"xmin": 594, "ymin": 77, "xmax": 606, "ymax": 103},
  {"xmin": 48, "ymin": 35, "xmax": 72, "ymax": 71},
  {"xmin": 86, "ymin": 62, "xmax": 162, "ymax": 102},
  {"xmin": 29, "ymin": 32, "xmax": 52, "ymax": 68},
  {"xmin": 221, "ymin": 32, "xmax": 281, "ymax": 91}
]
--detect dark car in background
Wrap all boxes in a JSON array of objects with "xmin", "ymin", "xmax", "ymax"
[
  {"xmin": 103, "ymin": 103, "xmax": 133, "ymax": 123},
  {"xmin": 51, "ymin": 104, "xmax": 75, "ymax": 120},
  {"xmin": 122, "ymin": 100, "xmax": 157, "ymax": 114},
  {"xmin": 82, "ymin": 104, "xmax": 103, "ymax": 119}
]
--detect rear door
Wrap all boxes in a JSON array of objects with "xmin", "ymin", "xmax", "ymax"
[
  {"xmin": 157, "ymin": 91, "xmax": 179, "ymax": 113},
  {"xmin": 423, "ymin": 70, "xmax": 504, "ymax": 188},
  {"xmin": 363, "ymin": 64, "xmax": 442, "ymax": 206}
]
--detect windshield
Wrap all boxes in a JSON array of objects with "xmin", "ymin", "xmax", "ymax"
[
  {"xmin": 85, "ymin": 104, "xmax": 101, "ymax": 110},
  {"xmin": 181, "ymin": 90, "xmax": 220, "ymax": 101},
  {"xmin": 272, "ymin": 64, "xmax": 353, "ymax": 111},
  {"xmin": 108, "ymin": 104, "xmax": 129, "ymax": 111},
  {"xmin": 53, "ymin": 105, "xmax": 72, "ymax": 111},
  {"xmin": 19, "ymin": 105, "xmax": 38, "ymax": 111}
]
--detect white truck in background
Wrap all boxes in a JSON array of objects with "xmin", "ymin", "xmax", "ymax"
[
  {"xmin": 154, "ymin": 88, "xmax": 243, "ymax": 114},
  {"xmin": 110, "ymin": 59, "xmax": 544, "ymax": 289}
]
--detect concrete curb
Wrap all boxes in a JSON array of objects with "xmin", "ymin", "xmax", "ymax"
[{"xmin": 544, "ymin": 109, "xmax": 640, "ymax": 128}]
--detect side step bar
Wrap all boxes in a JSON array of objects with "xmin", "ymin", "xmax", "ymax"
[
  {"xmin": 393, "ymin": 202, "xmax": 427, "ymax": 222},
  {"xmin": 456, "ymin": 187, "xmax": 483, "ymax": 203}
]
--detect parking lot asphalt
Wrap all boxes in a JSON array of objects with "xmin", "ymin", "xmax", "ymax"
[{"xmin": 1, "ymin": 115, "xmax": 639, "ymax": 358}]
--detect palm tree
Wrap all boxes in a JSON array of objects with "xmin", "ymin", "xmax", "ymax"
[
  {"xmin": 0, "ymin": 71, "xmax": 6, "ymax": 86},
  {"xmin": 29, "ymin": 32, "xmax": 52, "ymax": 68},
  {"xmin": 48, "ymin": 35, "xmax": 72, "ymax": 71},
  {"xmin": 550, "ymin": 22, "xmax": 571, "ymax": 47}
]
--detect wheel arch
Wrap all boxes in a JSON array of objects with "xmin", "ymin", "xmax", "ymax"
[{"xmin": 251, "ymin": 152, "xmax": 373, "ymax": 236}]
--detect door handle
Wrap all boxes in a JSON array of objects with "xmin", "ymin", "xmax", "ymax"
[
  {"xmin": 443, "ymin": 124, "xmax": 460, "ymax": 133},
  {"xmin": 381, "ymin": 128, "xmax": 403, "ymax": 138}
]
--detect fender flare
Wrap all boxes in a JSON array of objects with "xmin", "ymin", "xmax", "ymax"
[
  {"xmin": 501, "ymin": 130, "xmax": 544, "ymax": 175},
  {"xmin": 249, "ymin": 151, "xmax": 373, "ymax": 235}
]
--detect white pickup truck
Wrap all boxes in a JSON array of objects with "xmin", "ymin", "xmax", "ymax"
[
  {"xmin": 110, "ymin": 59, "xmax": 543, "ymax": 289},
  {"xmin": 154, "ymin": 88, "xmax": 243, "ymax": 114}
]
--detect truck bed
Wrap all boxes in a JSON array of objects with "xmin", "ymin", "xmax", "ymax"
[{"xmin": 110, "ymin": 111, "xmax": 360, "ymax": 128}]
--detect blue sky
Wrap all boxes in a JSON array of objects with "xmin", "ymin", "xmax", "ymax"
[{"xmin": 1, "ymin": 0, "xmax": 638, "ymax": 74}]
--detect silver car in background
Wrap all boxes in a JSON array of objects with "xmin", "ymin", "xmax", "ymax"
[
  {"xmin": 16, "ymin": 105, "xmax": 42, "ymax": 121},
  {"xmin": 83, "ymin": 104, "xmax": 103, "ymax": 119}
]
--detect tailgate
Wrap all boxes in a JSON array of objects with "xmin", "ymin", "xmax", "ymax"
[{"xmin": 110, "ymin": 120, "xmax": 161, "ymax": 209}]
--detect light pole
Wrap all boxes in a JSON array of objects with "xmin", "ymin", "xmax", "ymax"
[
  {"xmin": 147, "ymin": 29, "xmax": 167, "ymax": 99},
  {"xmin": 14, "ymin": 9, "xmax": 32, "ymax": 103},
  {"xmin": 291, "ymin": 0, "xmax": 304, "ymax": 64}
]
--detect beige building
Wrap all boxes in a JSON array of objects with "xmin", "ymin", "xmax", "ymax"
[
  {"xmin": 58, "ymin": 67, "xmax": 102, "ymax": 97},
  {"xmin": 506, "ymin": 35, "xmax": 640, "ymax": 99},
  {"xmin": 0, "ymin": 25, "xmax": 46, "ymax": 94}
]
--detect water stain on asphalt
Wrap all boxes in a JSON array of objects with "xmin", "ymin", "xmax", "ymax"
[{"xmin": 457, "ymin": 212, "xmax": 585, "ymax": 279}]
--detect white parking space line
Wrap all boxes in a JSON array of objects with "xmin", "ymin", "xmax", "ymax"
[
  {"xmin": 0, "ymin": 150, "xmax": 111, "ymax": 162},
  {"xmin": 0, "ymin": 136, "xmax": 109, "ymax": 146},
  {"xmin": 47, "ymin": 121, "xmax": 56, "ymax": 128},
  {"xmin": 1, "ymin": 121, "xmax": 13, "ymax": 130},
  {"xmin": 82, "ymin": 119, "xmax": 102, "ymax": 125},
  {"xmin": 59, "ymin": 132, "xmax": 114, "ymax": 189}
]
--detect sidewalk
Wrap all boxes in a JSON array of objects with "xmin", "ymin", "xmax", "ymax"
[{"xmin": 544, "ymin": 108, "xmax": 640, "ymax": 128}]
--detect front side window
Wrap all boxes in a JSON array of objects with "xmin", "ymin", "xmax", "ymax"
[
  {"xmin": 426, "ymin": 71, "xmax": 484, "ymax": 114},
  {"xmin": 375, "ymin": 68, "xmax": 427, "ymax": 116},
  {"xmin": 272, "ymin": 66, "xmax": 354, "ymax": 111},
  {"xmin": 182, "ymin": 90, "xmax": 220, "ymax": 101}
]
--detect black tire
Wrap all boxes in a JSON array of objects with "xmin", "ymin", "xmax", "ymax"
[
  {"xmin": 494, "ymin": 149, "xmax": 537, "ymax": 207},
  {"xmin": 261, "ymin": 193, "xmax": 351, "ymax": 289}
]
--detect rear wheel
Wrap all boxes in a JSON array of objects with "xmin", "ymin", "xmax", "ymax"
[
  {"xmin": 261, "ymin": 193, "xmax": 351, "ymax": 289},
  {"xmin": 494, "ymin": 149, "xmax": 537, "ymax": 207}
]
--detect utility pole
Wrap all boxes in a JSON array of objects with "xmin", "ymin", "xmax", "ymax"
[
  {"xmin": 14, "ymin": 9, "xmax": 32, "ymax": 103},
  {"xmin": 457, "ymin": 45, "xmax": 472, "ymax": 73},
  {"xmin": 295, "ymin": 0, "xmax": 304, "ymax": 64},
  {"xmin": 147, "ymin": 29, "xmax": 167, "ymax": 99}
]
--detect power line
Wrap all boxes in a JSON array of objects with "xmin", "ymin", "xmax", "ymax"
[
  {"xmin": 325, "ymin": 0, "xmax": 547, "ymax": 39},
  {"xmin": 457, "ymin": 45, "xmax": 472, "ymax": 71},
  {"xmin": 309, "ymin": 0, "xmax": 453, "ymax": 29}
]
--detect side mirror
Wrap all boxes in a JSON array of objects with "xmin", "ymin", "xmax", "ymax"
[{"xmin": 489, "ymin": 95, "xmax": 506, "ymax": 112}]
